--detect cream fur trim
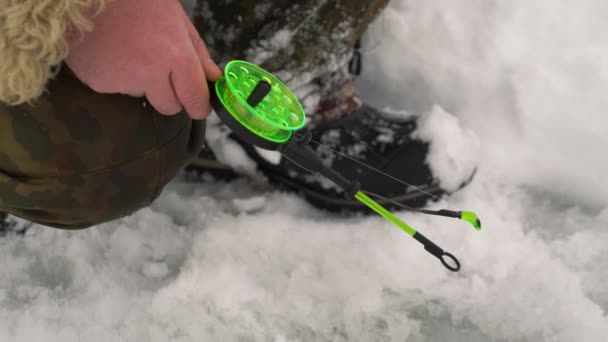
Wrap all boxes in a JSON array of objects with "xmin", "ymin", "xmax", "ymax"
[{"xmin": 0, "ymin": 0, "xmax": 106, "ymax": 105}]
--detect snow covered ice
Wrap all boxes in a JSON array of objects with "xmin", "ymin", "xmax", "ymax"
[{"xmin": 2, "ymin": 0, "xmax": 608, "ymax": 341}]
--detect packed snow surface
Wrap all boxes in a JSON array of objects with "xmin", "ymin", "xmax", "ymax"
[{"xmin": 2, "ymin": 1, "xmax": 608, "ymax": 341}]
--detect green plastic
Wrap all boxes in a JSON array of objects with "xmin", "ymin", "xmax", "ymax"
[
  {"xmin": 355, "ymin": 191, "xmax": 417, "ymax": 236},
  {"xmin": 214, "ymin": 60, "xmax": 306, "ymax": 144},
  {"xmin": 461, "ymin": 211, "xmax": 482, "ymax": 231}
]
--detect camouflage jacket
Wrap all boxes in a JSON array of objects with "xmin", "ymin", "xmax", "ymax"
[{"xmin": 0, "ymin": 0, "xmax": 106, "ymax": 105}]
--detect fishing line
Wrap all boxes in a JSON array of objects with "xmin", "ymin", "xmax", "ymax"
[
  {"xmin": 363, "ymin": 190, "xmax": 430, "ymax": 213},
  {"xmin": 308, "ymin": 137, "xmax": 482, "ymax": 230},
  {"xmin": 309, "ymin": 138, "xmax": 443, "ymax": 202}
]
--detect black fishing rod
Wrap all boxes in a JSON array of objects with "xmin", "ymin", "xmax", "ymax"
[{"xmin": 209, "ymin": 60, "xmax": 482, "ymax": 272}]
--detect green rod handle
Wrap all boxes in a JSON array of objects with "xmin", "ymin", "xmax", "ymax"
[
  {"xmin": 355, "ymin": 191, "xmax": 417, "ymax": 236},
  {"xmin": 354, "ymin": 191, "xmax": 461, "ymax": 272}
]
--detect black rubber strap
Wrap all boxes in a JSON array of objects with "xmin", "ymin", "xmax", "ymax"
[
  {"xmin": 349, "ymin": 40, "xmax": 363, "ymax": 76},
  {"xmin": 413, "ymin": 232, "xmax": 461, "ymax": 272}
]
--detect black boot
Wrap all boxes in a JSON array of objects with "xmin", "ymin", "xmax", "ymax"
[
  {"xmin": 187, "ymin": 104, "xmax": 476, "ymax": 211},
  {"xmin": 187, "ymin": 49, "xmax": 477, "ymax": 211}
]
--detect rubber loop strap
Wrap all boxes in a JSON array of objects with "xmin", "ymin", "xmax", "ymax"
[{"xmin": 440, "ymin": 252, "xmax": 461, "ymax": 272}]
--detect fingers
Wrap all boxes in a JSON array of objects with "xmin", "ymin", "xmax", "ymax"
[
  {"xmin": 150, "ymin": 12, "xmax": 220, "ymax": 119},
  {"xmin": 183, "ymin": 14, "xmax": 223, "ymax": 81},
  {"xmin": 146, "ymin": 77, "xmax": 182, "ymax": 115},
  {"xmin": 171, "ymin": 56, "xmax": 211, "ymax": 120}
]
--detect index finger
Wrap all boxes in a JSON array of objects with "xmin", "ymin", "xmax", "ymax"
[{"xmin": 171, "ymin": 56, "xmax": 211, "ymax": 120}]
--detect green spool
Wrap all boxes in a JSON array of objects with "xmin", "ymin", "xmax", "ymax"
[{"xmin": 212, "ymin": 61, "xmax": 306, "ymax": 149}]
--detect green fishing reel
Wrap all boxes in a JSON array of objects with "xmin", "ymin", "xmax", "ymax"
[
  {"xmin": 211, "ymin": 60, "xmax": 306, "ymax": 151},
  {"xmin": 209, "ymin": 60, "xmax": 481, "ymax": 272}
]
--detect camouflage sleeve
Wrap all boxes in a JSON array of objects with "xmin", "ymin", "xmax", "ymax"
[
  {"xmin": 0, "ymin": 0, "xmax": 106, "ymax": 105},
  {"xmin": 0, "ymin": 68, "xmax": 205, "ymax": 229}
]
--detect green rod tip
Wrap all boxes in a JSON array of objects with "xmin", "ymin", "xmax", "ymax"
[{"xmin": 461, "ymin": 211, "xmax": 482, "ymax": 231}]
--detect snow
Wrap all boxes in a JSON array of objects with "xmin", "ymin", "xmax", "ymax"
[
  {"xmin": 255, "ymin": 147, "xmax": 282, "ymax": 166},
  {"xmin": 249, "ymin": 29, "xmax": 296, "ymax": 67},
  {"xmin": 415, "ymin": 105, "xmax": 480, "ymax": 192},
  {"xmin": 2, "ymin": 178, "xmax": 607, "ymax": 341},
  {"xmin": 204, "ymin": 115, "xmax": 260, "ymax": 177},
  {"xmin": 2, "ymin": 0, "xmax": 608, "ymax": 341},
  {"xmin": 232, "ymin": 196, "xmax": 267, "ymax": 213},
  {"xmin": 358, "ymin": 0, "xmax": 608, "ymax": 209}
]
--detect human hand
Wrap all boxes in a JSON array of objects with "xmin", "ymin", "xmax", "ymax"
[{"xmin": 65, "ymin": 0, "xmax": 222, "ymax": 119}]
